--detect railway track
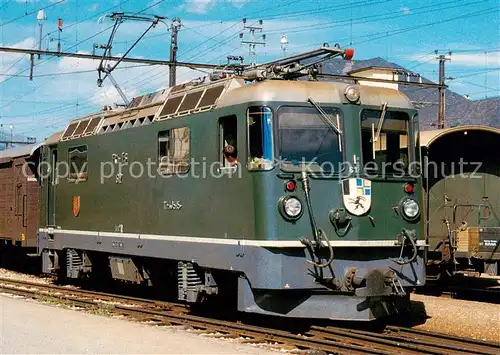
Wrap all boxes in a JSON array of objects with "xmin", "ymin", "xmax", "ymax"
[
  {"xmin": 0, "ymin": 277, "xmax": 498, "ymax": 355},
  {"xmin": 420, "ymin": 275, "xmax": 500, "ymax": 303}
]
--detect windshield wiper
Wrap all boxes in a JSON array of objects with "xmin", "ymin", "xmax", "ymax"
[
  {"xmin": 371, "ymin": 101, "xmax": 388, "ymax": 159},
  {"xmin": 373, "ymin": 101, "xmax": 388, "ymax": 143},
  {"xmin": 307, "ymin": 97, "xmax": 343, "ymax": 152}
]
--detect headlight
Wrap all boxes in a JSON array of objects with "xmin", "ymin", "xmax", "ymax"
[
  {"xmin": 344, "ymin": 85, "xmax": 360, "ymax": 103},
  {"xmin": 401, "ymin": 198, "xmax": 420, "ymax": 220},
  {"xmin": 279, "ymin": 196, "xmax": 303, "ymax": 221}
]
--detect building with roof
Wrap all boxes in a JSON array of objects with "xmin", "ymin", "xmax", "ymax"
[{"xmin": 320, "ymin": 57, "xmax": 499, "ymax": 130}]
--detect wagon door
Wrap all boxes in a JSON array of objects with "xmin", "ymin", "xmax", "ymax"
[
  {"xmin": 13, "ymin": 162, "xmax": 27, "ymax": 246},
  {"xmin": 46, "ymin": 148, "xmax": 58, "ymax": 227}
]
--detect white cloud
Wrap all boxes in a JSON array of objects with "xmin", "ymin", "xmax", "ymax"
[
  {"xmin": 147, "ymin": 0, "xmax": 163, "ymax": 11},
  {"xmin": 88, "ymin": 3, "xmax": 100, "ymax": 12},
  {"xmin": 182, "ymin": 0, "xmax": 248, "ymax": 14},
  {"xmin": 56, "ymin": 51, "xmax": 99, "ymax": 71},
  {"xmin": 0, "ymin": 37, "xmax": 37, "ymax": 82},
  {"xmin": 184, "ymin": 0, "xmax": 216, "ymax": 14},
  {"xmin": 407, "ymin": 51, "xmax": 500, "ymax": 68},
  {"xmin": 400, "ymin": 7, "xmax": 410, "ymax": 15},
  {"xmin": 227, "ymin": 0, "xmax": 248, "ymax": 9},
  {"xmin": 11, "ymin": 37, "xmax": 36, "ymax": 49},
  {"xmin": 449, "ymin": 52, "xmax": 500, "ymax": 67},
  {"xmin": 0, "ymin": 16, "xmax": 323, "ymax": 139}
]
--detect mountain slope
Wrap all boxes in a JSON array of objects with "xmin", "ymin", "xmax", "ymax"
[{"xmin": 320, "ymin": 57, "xmax": 499, "ymax": 129}]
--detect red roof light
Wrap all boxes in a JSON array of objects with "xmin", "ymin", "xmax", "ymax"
[
  {"xmin": 285, "ymin": 180, "xmax": 296, "ymax": 192},
  {"xmin": 344, "ymin": 48, "xmax": 354, "ymax": 60},
  {"xmin": 404, "ymin": 183, "xmax": 414, "ymax": 194}
]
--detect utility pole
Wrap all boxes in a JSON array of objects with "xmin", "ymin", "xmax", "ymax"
[
  {"xmin": 239, "ymin": 19, "xmax": 266, "ymax": 66},
  {"xmin": 57, "ymin": 18, "xmax": 63, "ymax": 53},
  {"xmin": 169, "ymin": 17, "xmax": 181, "ymax": 87},
  {"xmin": 36, "ymin": 10, "xmax": 47, "ymax": 59},
  {"xmin": 436, "ymin": 50, "xmax": 451, "ymax": 129}
]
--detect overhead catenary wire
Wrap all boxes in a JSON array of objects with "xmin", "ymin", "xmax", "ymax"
[
  {"xmin": 0, "ymin": 0, "xmax": 14, "ymax": 12},
  {"xmin": 205, "ymin": 0, "xmax": 491, "ymax": 65},
  {"xmin": 182, "ymin": 1, "xmax": 387, "ymax": 63},
  {"xmin": 452, "ymin": 68, "xmax": 500, "ymax": 79},
  {"xmin": 17, "ymin": 61, "xmax": 169, "ymax": 128},
  {"xmin": 284, "ymin": 3, "xmax": 500, "ymax": 54},
  {"xmin": 4, "ymin": 0, "xmax": 500, "ymax": 136},
  {"xmin": 178, "ymin": 22, "xmax": 242, "ymax": 60},
  {"xmin": 0, "ymin": 0, "xmax": 134, "ymax": 81},
  {"xmin": 0, "ymin": 0, "xmax": 65, "ymax": 27},
  {"xmin": 353, "ymin": 5, "xmax": 499, "ymax": 45},
  {"xmin": 113, "ymin": 0, "xmax": 305, "ymax": 47},
  {"xmin": 1, "ymin": 63, "xmax": 154, "ymax": 79},
  {"xmin": 263, "ymin": 0, "xmax": 468, "ymax": 35},
  {"xmin": 452, "ymin": 79, "xmax": 499, "ymax": 92},
  {"xmin": 17, "ymin": 64, "xmax": 168, "ymax": 130},
  {"xmin": 0, "ymin": 0, "xmax": 167, "ymax": 112}
]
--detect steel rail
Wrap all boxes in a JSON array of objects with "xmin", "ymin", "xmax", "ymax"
[
  {"xmin": 0, "ymin": 277, "xmax": 498, "ymax": 355},
  {"xmin": 0, "ymin": 277, "xmax": 185, "ymax": 312}
]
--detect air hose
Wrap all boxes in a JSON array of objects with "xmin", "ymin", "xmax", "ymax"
[
  {"xmin": 299, "ymin": 171, "xmax": 334, "ymax": 268},
  {"xmin": 443, "ymin": 219, "xmax": 457, "ymax": 272},
  {"xmin": 390, "ymin": 229, "xmax": 418, "ymax": 265}
]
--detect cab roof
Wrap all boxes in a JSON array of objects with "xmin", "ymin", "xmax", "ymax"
[{"xmin": 56, "ymin": 77, "xmax": 414, "ymax": 143}]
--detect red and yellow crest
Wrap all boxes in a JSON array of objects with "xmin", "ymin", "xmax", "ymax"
[{"xmin": 72, "ymin": 196, "xmax": 80, "ymax": 217}]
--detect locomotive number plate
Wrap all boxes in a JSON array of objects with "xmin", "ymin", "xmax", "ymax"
[{"xmin": 163, "ymin": 201, "xmax": 182, "ymax": 210}]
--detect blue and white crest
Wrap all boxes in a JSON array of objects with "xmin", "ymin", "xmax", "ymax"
[{"xmin": 342, "ymin": 178, "xmax": 372, "ymax": 216}]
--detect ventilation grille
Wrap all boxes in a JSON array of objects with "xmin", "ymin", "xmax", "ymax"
[
  {"xmin": 198, "ymin": 85, "xmax": 225, "ymax": 109},
  {"xmin": 61, "ymin": 117, "xmax": 103, "ymax": 141},
  {"xmin": 98, "ymin": 115, "xmax": 153, "ymax": 135},
  {"xmin": 61, "ymin": 122, "xmax": 79, "ymax": 140},
  {"xmin": 178, "ymin": 90, "xmax": 203, "ymax": 113},
  {"xmin": 157, "ymin": 82, "xmax": 227, "ymax": 121},
  {"xmin": 160, "ymin": 95, "xmax": 184, "ymax": 117},
  {"xmin": 84, "ymin": 117, "xmax": 101, "ymax": 135},
  {"xmin": 127, "ymin": 89, "xmax": 166, "ymax": 108}
]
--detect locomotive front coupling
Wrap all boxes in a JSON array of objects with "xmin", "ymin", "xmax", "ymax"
[{"xmin": 343, "ymin": 267, "xmax": 406, "ymax": 297}]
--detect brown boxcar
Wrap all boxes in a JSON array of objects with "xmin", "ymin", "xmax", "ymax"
[{"xmin": 0, "ymin": 144, "xmax": 43, "ymax": 250}]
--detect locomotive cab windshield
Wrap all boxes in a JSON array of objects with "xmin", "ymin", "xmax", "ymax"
[
  {"xmin": 277, "ymin": 105, "xmax": 343, "ymax": 173},
  {"xmin": 361, "ymin": 108, "xmax": 415, "ymax": 177}
]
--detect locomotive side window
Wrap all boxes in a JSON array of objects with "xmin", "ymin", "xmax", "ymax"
[
  {"xmin": 247, "ymin": 106, "xmax": 273, "ymax": 171},
  {"xmin": 219, "ymin": 115, "xmax": 238, "ymax": 169},
  {"xmin": 360, "ymin": 110, "xmax": 410, "ymax": 175},
  {"xmin": 68, "ymin": 145, "xmax": 88, "ymax": 182},
  {"xmin": 278, "ymin": 106, "xmax": 342, "ymax": 171},
  {"xmin": 158, "ymin": 127, "xmax": 190, "ymax": 175}
]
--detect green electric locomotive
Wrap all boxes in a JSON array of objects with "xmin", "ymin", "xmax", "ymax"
[{"xmin": 38, "ymin": 47, "xmax": 426, "ymax": 321}]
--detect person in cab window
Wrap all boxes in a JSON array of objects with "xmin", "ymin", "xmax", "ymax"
[{"xmin": 223, "ymin": 144, "xmax": 238, "ymax": 167}]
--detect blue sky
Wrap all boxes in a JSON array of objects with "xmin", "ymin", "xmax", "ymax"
[{"xmin": 0, "ymin": 0, "xmax": 499, "ymax": 141}]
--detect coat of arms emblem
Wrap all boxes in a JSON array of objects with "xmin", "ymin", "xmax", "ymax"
[{"xmin": 342, "ymin": 178, "xmax": 372, "ymax": 216}]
